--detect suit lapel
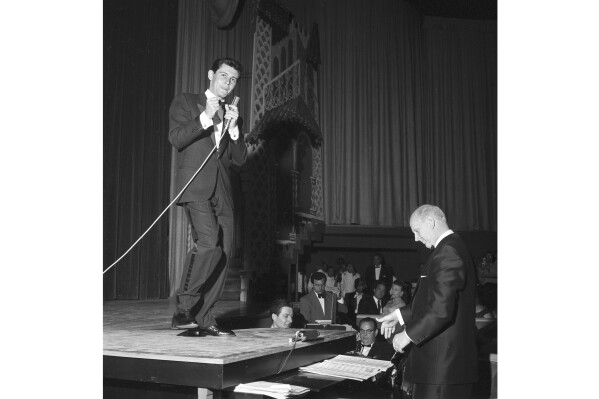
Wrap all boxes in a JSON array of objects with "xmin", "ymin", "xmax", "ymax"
[
  {"xmin": 369, "ymin": 297, "xmax": 377, "ymax": 313},
  {"xmin": 324, "ymin": 292, "xmax": 334, "ymax": 321},
  {"xmin": 411, "ymin": 234, "xmax": 454, "ymax": 308},
  {"xmin": 411, "ymin": 249, "xmax": 437, "ymax": 309},
  {"xmin": 196, "ymin": 99, "xmax": 218, "ymax": 147},
  {"xmin": 369, "ymin": 342, "xmax": 377, "ymax": 357}
]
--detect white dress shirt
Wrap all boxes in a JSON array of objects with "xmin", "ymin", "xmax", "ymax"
[
  {"xmin": 315, "ymin": 291, "xmax": 326, "ymax": 313},
  {"xmin": 354, "ymin": 292, "xmax": 364, "ymax": 314},
  {"xmin": 361, "ymin": 343, "xmax": 372, "ymax": 356},
  {"xmin": 374, "ymin": 265, "xmax": 381, "ymax": 280},
  {"xmin": 374, "ymin": 297, "xmax": 383, "ymax": 314},
  {"xmin": 198, "ymin": 89, "xmax": 240, "ymax": 145},
  {"xmin": 435, "ymin": 229, "xmax": 454, "ymax": 248}
]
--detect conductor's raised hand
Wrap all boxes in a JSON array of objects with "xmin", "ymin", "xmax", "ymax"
[{"xmin": 376, "ymin": 312, "xmax": 399, "ymax": 339}]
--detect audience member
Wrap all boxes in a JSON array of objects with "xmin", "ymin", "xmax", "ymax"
[
  {"xmin": 306, "ymin": 264, "xmax": 326, "ymax": 292},
  {"xmin": 299, "ymin": 271, "xmax": 348, "ymax": 324},
  {"xmin": 350, "ymin": 317, "xmax": 395, "ymax": 361},
  {"xmin": 336, "ymin": 257, "xmax": 347, "ymax": 285},
  {"xmin": 340, "ymin": 263, "xmax": 361, "ymax": 299},
  {"xmin": 270, "ymin": 299, "xmax": 294, "ymax": 328},
  {"xmin": 358, "ymin": 282, "xmax": 388, "ymax": 315},
  {"xmin": 325, "ymin": 266, "xmax": 338, "ymax": 291},
  {"xmin": 364, "ymin": 253, "xmax": 396, "ymax": 297},
  {"xmin": 347, "ymin": 278, "xmax": 368, "ymax": 324},
  {"xmin": 382, "ymin": 280, "xmax": 412, "ymax": 315}
]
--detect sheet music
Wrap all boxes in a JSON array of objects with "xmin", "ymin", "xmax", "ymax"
[
  {"xmin": 234, "ymin": 381, "xmax": 310, "ymax": 399},
  {"xmin": 328, "ymin": 354, "xmax": 392, "ymax": 369},
  {"xmin": 299, "ymin": 354, "xmax": 392, "ymax": 381}
]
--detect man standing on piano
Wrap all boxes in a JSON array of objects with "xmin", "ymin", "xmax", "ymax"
[{"xmin": 168, "ymin": 57, "xmax": 247, "ymax": 337}]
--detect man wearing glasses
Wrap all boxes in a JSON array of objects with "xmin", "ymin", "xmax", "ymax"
[{"xmin": 352, "ymin": 317, "xmax": 394, "ymax": 361}]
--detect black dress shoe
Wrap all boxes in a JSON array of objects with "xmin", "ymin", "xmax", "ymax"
[
  {"xmin": 171, "ymin": 311, "xmax": 199, "ymax": 329},
  {"xmin": 177, "ymin": 328, "xmax": 208, "ymax": 337},
  {"xmin": 200, "ymin": 325, "xmax": 236, "ymax": 336}
]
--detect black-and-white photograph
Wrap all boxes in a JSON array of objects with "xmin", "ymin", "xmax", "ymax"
[
  {"xmin": 102, "ymin": 1, "xmax": 497, "ymax": 398},
  {"xmin": 5, "ymin": 0, "xmax": 597, "ymax": 398}
]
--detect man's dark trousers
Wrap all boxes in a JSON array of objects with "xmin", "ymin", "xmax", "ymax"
[{"xmin": 176, "ymin": 171, "xmax": 234, "ymax": 329}]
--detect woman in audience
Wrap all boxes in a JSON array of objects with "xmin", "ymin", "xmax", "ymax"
[
  {"xmin": 382, "ymin": 280, "xmax": 412, "ymax": 315},
  {"xmin": 340, "ymin": 263, "xmax": 360, "ymax": 299}
]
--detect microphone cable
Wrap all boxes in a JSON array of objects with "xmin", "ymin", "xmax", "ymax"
[
  {"xmin": 276, "ymin": 331, "xmax": 300, "ymax": 374},
  {"xmin": 103, "ymin": 144, "xmax": 218, "ymax": 275},
  {"xmin": 104, "ymin": 97, "xmax": 241, "ymax": 275},
  {"xmin": 104, "ymin": 96, "xmax": 240, "ymax": 275}
]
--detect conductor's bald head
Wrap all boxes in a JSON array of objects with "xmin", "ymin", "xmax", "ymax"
[{"xmin": 409, "ymin": 205, "xmax": 450, "ymax": 249}]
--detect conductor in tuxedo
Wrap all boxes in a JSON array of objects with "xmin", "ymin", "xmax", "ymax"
[
  {"xmin": 378, "ymin": 205, "xmax": 478, "ymax": 399},
  {"xmin": 168, "ymin": 57, "xmax": 247, "ymax": 336},
  {"xmin": 299, "ymin": 271, "xmax": 348, "ymax": 324},
  {"xmin": 364, "ymin": 253, "xmax": 396, "ymax": 297}
]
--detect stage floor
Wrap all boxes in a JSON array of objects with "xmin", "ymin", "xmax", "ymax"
[{"xmin": 103, "ymin": 300, "xmax": 357, "ymax": 391}]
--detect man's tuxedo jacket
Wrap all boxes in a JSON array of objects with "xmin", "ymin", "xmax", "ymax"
[
  {"xmin": 347, "ymin": 292, "xmax": 370, "ymax": 315},
  {"xmin": 399, "ymin": 233, "xmax": 478, "ymax": 385},
  {"xmin": 355, "ymin": 339, "xmax": 395, "ymax": 361},
  {"xmin": 299, "ymin": 291, "xmax": 348, "ymax": 324},
  {"xmin": 364, "ymin": 264, "xmax": 395, "ymax": 295},
  {"xmin": 357, "ymin": 295, "xmax": 388, "ymax": 315},
  {"xmin": 168, "ymin": 93, "xmax": 247, "ymax": 205}
]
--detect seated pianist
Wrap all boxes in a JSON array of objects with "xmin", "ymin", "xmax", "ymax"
[{"xmin": 299, "ymin": 271, "xmax": 348, "ymax": 325}]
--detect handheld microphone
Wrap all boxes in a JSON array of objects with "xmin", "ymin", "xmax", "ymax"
[
  {"xmin": 222, "ymin": 96, "xmax": 240, "ymax": 135},
  {"xmin": 292, "ymin": 329, "xmax": 320, "ymax": 342}
]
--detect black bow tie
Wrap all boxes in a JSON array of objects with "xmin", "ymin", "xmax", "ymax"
[
  {"xmin": 362, "ymin": 343, "xmax": 372, "ymax": 347},
  {"xmin": 317, "ymin": 294, "xmax": 325, "ymax": 299},
  {"xmin": 374, "ymin": 265, "xmax": 380, "ymax": 268}
]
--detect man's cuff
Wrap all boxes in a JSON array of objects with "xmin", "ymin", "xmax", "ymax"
[
  {"xmin": 394, "ymin": 308, "xmax": 405, "ymax": 326},
  {"xmin": 337, "ymin": 298, "xmax": 345, "ymax": 304},
  {"xmin": 394, "ymin": 309, "xmax": 413, "ymax": 343},
  {"xmin": 229, "ymin": 126, "xmax": 239, "ymax": 141},
  {"xmin": 199, "ymin": 111, "xmax": 213, "ymax": 129}
]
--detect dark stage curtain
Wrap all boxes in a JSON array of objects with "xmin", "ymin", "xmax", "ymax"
[
  {"xmin": 104, "ymin": 0, "xmax": 179, "ymax": 299},
  {"xmin": 165, "ymin": 0, "xmax": 496, "ymax": 291},
  {"xmin": 284, "ymin": 0, "xmax": 497, "ymax": 230}
]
